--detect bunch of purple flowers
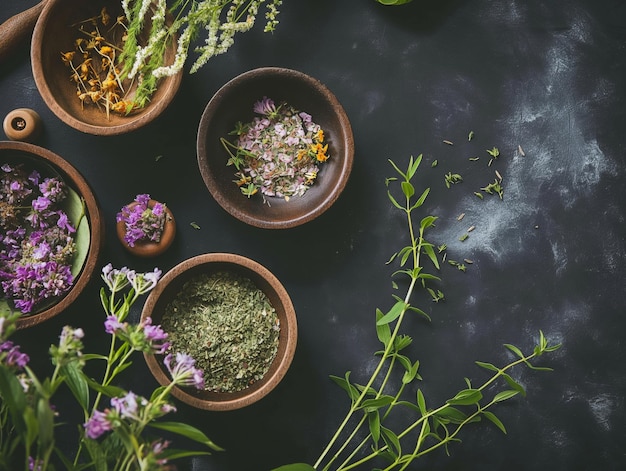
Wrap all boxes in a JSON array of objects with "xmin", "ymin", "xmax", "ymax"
[
  {"xmin": 0, "ymin": 264, "xmax": 219, "ymax": 471},
  {"xmin": 117, "ymin": 194, "xmax": 167, "ymax": 247},
  {"xmin": 0, "ymin": 163, "xmax": 76, "ymax": 314}
]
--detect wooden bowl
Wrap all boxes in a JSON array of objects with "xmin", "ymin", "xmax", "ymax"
[
  {"xmin": 0, "ymin": 141, "xmax": 104, "ymax": 329},
  {"xmin": 140, "ymin": 253, "xmax": 298, "ymax": 411},
  {"xmin": 197, "ymin": 67, "xmax": 354, "ymax": 229},
  {"xmin": 31, "ymin": 0, "xmax": 182, "ymax": 136}
]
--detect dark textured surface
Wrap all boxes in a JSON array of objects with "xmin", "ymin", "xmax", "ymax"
[{"xmin": 2, "ymin": 0, "xmax": 626, "ymax": 469}]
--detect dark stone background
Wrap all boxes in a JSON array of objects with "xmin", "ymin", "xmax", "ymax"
[{"xmin": 2, "ymin": 0, "xmax": 626, "ymax": 469}]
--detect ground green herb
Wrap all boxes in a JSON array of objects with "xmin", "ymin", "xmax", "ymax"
[{"xmin": 161, "ymin": 271, "xmax": 280, "ymax": 393}]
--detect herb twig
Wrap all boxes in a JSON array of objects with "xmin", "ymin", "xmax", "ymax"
[{"xmin": 276, "ymin": 156, "xmax": 561, "ymax": 471}]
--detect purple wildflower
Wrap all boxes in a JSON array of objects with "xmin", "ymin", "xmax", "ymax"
[
  {"xmin": 164, "ymin": 352, "xmax": 205, "ymax": 390},
  {"xmin": 141, "ymin": 317, "xmax": 169, "ymax": 354},
  {"xmin": 104, "ymin": 314, "xmax": 125, "ymax": 335},
  {"xmin": 84, "ymin": 410, "xmax": 112, "ymax": 439},
  {"xmin": 127, "ymin": 267, "xmax": 162, "ymax": 295},
  {"xmin": 28, "ymin": 456, "xmax": 43, "ymax": 471},
  {"xmin": 0, "ymin": 340, "xmax": 29, "ymax": 369},
  {"xmin": 111, "ymin": 391, "xmax": 141, "ymax": 419},
  {"xmin": 101, "ymin": 264, "xmax": 131, "ymax": 293}
]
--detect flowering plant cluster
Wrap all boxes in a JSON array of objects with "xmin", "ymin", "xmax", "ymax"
[
  {"xmin": 0, "ymin": 264, "xmax": 219, "ymax": 470},
  {"xmin": 117, "ymin": 194, "xmax": 167, "ymax": 247},
  {"xmin": 221, "ymin": 97, "xmax": 330, "ymax": 200},
  {"xmin": 119, "ymin": 0, "xmax": 283, "ymax": 107},
  {"xmin": 0, "ymin": 163, "xmax": 79, "ymax": 314}
]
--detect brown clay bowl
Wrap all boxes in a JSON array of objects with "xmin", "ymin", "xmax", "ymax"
[
  {"xmin": 0, "ymin": 141, "xmax": 104, "ymax": 329},
  {"xmin": 140, "ymin": 253, "xmax": 298, "ymax": 411},
  {"xmin": 31, "ymin": 0, "xmax": 182, "ymax": 136},
  {"xmin": 197, "ymin": 67, "xmax": 354, "ymax": 229}
]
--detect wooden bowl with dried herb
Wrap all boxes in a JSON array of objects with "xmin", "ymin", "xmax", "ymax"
[
  {"xmin": 197, "ymin": 67, "xmax": 354, "ymax": 229},
  {"xmin": 0, "ymin": 141, "xmax": 104, "ymax": 329},
  {"xmin": 140, "ymin": 253, "xmax": 297, "ymax": 411},
  {"xmin": 31, "ymin": 0, "xmax": 182, "ymax": 136}
]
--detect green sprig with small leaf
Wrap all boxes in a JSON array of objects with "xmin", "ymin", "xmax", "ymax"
[{"xmin": 274, "ymin": 156, "xmax": 561, "ymax": 471}]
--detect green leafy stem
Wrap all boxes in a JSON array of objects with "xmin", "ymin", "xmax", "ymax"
[{"xmin": 274, "ymin": 156, "xmax": 561, "ymax": 471}]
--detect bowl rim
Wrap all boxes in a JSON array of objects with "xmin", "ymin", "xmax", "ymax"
[
  {"xmin": 140, "ymin": 252, "xmax": 298, "ymax": 411},
  {"xmin": 30, "ymin": 0, "xmax": 183, "ymax": 136},
  {"xmin": 0, "ymin": 141, "xmax": 104, "ymax": 329},
  {"xmin": 196, "ymin": 66, "xmax": 354, "ymax": 229}
]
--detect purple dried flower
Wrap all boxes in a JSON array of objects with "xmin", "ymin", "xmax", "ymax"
[
  {"xmin": 38, "ymin": 177, "xmax": 66, "ymax": 203},
  {"xmin": 117, "ymin": 194, "xmax": 167, "ymax": 247},
  {"xmin": 32, "ymin": 196, "xmax": 51, "ymax": 212},
  {"xmin": 253, "ymin": 96, "xmax": 277, "ymax": 117},
  {"xmin": 0, "ymin": 163, "xmax": 77, "ymax": 313}
]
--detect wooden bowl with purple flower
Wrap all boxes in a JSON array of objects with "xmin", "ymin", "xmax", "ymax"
[
  {"xmin": 116, "ymin": 195, "xmax": 176, "ymax": 258},
  {"xmin": 197, "ymin": 67, "xmax": 354, "ymax": 229},
  {"xmin": 0, "ymin": 141, "xmax": 104, "ymax": 329},
  {"xmin": 140, "ymin": 253, "xmax": 298, "ymax": 411}
]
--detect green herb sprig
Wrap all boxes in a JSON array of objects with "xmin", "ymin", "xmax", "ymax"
[{"xmin": 274, "ymin": 156, "xmax": 560, "ymax": 471}]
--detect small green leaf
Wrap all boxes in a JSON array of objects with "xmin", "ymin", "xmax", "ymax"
[
  {"xmin": 387, "ymin": 190, "xmax": 404, "ymax": 210},
  {"xmin": 412, "ymin": 187, "xmax": 430, "ymax": 209},
  {"xmin": 475, "ymin": 361, "xmax": 499, "ymax": 372},
  {"xmin": 61, "ymin": 361, "xmax": 90, "ymax": 410},
  {"xmin": 375, "ymin": 309, "xmax": 391, "ymax": 346},
  {"xmin": 36, "ymin": 397, "xmax": 55, "ymax": 451},
  {"xmin": 330, "ymin": 372, "xmax": 360, "ymax": 401},
  {"xmin": 361, "ymin": 396, "xmax": 395, "ymax": 412},
  {"xmin": 401, "ymin": 181, "xmax": 415, "ymax": 198},
  {"xmin": 436, "ymin": 405, "xmax": 468, "ymax": 423},
  {"xmin": 420, "ymin": 215, "xmax": 437, "ymax": 230},
  {"xmin": 483, "ymin": 410, "xmax": 507, "ymax": 434},
  {"xmin": 406, "ymin": 305, "xmax": 431, "ymax": 322},
  {"xmin": 381, "ymin": 426, "xmax": 402, "ymax": 456},
  {"xmin": 388, "ymin": 159, "xmax": 407, "ymax": 179},
  {"xmin": 402, "ymin": 360, "xmax": 420, "ymax": 384},
  {"xmin": 271, "ymin": 464, "xmax": 316, "ymax": 471},
  {"xmin": 423, "ymin": 243, "xmax": 440, "ymax": 270},
  {"xmin": 503, "ymin": 373, "xmax": 527, "ymax": 396},
  {"xmin": 407, "ymin": 154, "xmax": 422, "ymax": 179},
  {"xmin": 504, "ymin": 343, "xmax": 525, "ymax": 359},
  {"xmin": 148, "ymin": 421, "xmax": 223, "ymax": 451},
  {"xmin": 447, "ymin": 388, "xmax": 483, "ymax": 406},
  {"xmin": 417, "ymin": 389, "xmax": 427, "ymax": 415},
  {"xmin": 393, "ymin": 335, "xmax": 413, "ymax": 351},
  {"xmin": 376, "ymin": 300, "xmax": 407, "ymax": 326},
  {"xmin": 493, "ymin": 390, "xmax": 520, "ymax": 402},
  {"xmin": 368, "ymin": 409, "xmax": 381, "ymax": 446}
]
